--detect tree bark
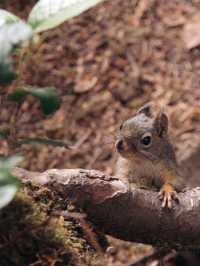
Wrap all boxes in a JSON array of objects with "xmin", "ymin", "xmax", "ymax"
[{"xmin": 13, "ymin": 167, "xmax": 200, "ymax": 249}]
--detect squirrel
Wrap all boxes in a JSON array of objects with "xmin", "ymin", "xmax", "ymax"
[{"xmin": 115, "ymin": 103, "xmax": 184, "ymax": 208}]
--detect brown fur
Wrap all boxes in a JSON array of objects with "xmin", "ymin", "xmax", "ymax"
[{"xmin": 115, "ymin": 104, "xmax": 184, "ymax": 207}]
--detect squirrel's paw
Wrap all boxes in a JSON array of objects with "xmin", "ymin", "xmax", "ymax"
[{"xmin": 158, "ymin": 184, "xmax": 179, "ymax": 209}]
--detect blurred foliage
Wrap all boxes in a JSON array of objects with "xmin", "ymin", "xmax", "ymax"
[
  {"xmin": 0, "ymin": 155, "xmax": 22, "ymax": 209},
  {"xmin": 0, "ymin": 127, "xmax": 10, "ymax": 140},
  {"xmin": 0, "ymin": 0, "xmax": 105, "ymax": 85},
  {"xmin": 8, "ymin": 86, "xmax": 61, "ymax": 115},
  {"xmin": 18, "ymin": 137, "xmax": 72, "ymax": 149},
  {"xmin": 0, "ymin": 10, "xmax": 32, "ymax": 84},
  {"xmin": 28, "ymin": 0, "xmax": 105, "ymax": 33},
  {"xmin": 0, "ymin": 0, "xmax": 105, "ymax": 209},
  {"xmin": 0, "ymin": 61, "xmax": 16, "ymax": 85}
]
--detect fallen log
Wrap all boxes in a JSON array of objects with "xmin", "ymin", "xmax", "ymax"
[{"xmin": 13, "ymin": 167, "xmax": 200, "ymax": 249}]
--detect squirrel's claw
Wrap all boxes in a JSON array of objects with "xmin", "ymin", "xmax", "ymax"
[{"xmin": 158, "ymin": 184, "xmax": 179, "ymax": 209}]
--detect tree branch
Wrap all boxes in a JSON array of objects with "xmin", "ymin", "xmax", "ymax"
[{"xmin": 13, "ymin": 167, "xmax": 200, "ymax": 249}]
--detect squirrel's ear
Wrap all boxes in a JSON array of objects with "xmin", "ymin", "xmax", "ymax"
[
  {"xmin": 154, "ymin": 111, "xmax": 168, "ymax": 137},
  {"xmin": 137, "ymin": 102, "xmax": 152, "ymax": 117}
]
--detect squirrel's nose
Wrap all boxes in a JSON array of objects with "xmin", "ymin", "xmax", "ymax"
[{"xmin": 116, "ymin": 139, "xmax": 124, "ymax": 151}]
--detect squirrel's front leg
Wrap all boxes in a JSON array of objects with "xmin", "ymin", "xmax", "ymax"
[{"xmin": 158, "ymin": 183, "xmax": 179, "ymax": 209}]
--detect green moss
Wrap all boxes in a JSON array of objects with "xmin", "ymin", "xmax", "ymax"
[{"xmin": 0, "ymin": 186, "xmax": 102, "ymax": 266}]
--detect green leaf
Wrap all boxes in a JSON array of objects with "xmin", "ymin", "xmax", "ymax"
[
  {"xmin": 0, "ymin": 9, "xmax": 20, "ymax": 26},
  {"xmin": 0, "ymin": 61, "xmax": 16, "ymax": 85},
  {"xmin": 0, "ymin": 155, "xmax": 22, "ymax": 209},
  {"xmin": 28, "ymin": 0, "xmax": 105, "ymax": 33},
  {"xmin": 7, "ymin": 87, "xmax": 28, "ymax": 102},
  {"xmin": 30, "ymin": 87, "xmax": 61, "ymax": 115},
  {"xmin": 0, "ymin": 10, "xmax": 33, "ymax": 85},
  {"xmin": 0, "ymin": 185, "xmax": 18, "ymax": 209},
  {"xmin": 0, "ymin": 127, "xmax": 10, "ymax": 140},
  {"xmin": 8, "ymin": 87, "xmax": 61, "ymax": 115},
  {"xmin": 5, "ymin": 21, "xmax": 32, "ymax": 45},
  {"xmin": 0, "ymin": 11, "xmax": 32, "ymax": 60},
  {"xmin": 0, "ymin": 21, "xmax": 32, "ymax": 56},
  {"xmin": 18, "ymin": 137, "xmax": 72, "ymax": 149},
  {"xmin": 0, "ymin": 155, "xmax": 23, "ymax": 170}
]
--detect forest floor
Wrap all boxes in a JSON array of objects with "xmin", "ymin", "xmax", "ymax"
[{"xmin": 1, "ymin": 0, "xmax": 200, "ymax": 265}]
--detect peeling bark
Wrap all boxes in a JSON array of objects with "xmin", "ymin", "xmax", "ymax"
[{"xmin": 13, "ymin": 167, "xmax": 200, "ymax": 249}]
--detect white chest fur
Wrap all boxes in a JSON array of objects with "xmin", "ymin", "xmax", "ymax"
[{"xmin": 115, "ymin": 157, "xmax": 163, "ymax": 189}]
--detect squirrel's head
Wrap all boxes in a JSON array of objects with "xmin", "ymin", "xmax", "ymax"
[{"xmin": 116, "ymin": 103, "xmax": 169, "ymax": 161}]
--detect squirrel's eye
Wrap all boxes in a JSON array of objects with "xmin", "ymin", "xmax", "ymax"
[{"xmin": 141, "ymin": 134, "xmax": 152, "ymax": 146}]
